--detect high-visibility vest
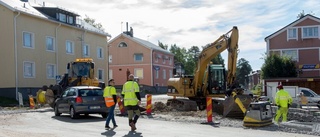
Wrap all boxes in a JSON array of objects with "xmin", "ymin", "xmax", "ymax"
[
  {"xmin": 122, "ymin": 81, "xmax": 140, "ymax": 106},
  {"xmin": 275, "ymin": 89, "xmax": 293, "ymax": 108},
  {"xmin": 103, "ymin": 86, "xmax": 116, "ymax": 107}
]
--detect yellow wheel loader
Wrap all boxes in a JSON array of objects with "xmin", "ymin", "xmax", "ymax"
[
  {"xmin": 167, "ymin": 26, "xmax": 273, "ymax": 127},
  {"xmin": 37, "ymin": 58, "xmax": 105, "ymax": 108}
]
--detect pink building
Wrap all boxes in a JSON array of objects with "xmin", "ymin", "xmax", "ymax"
[{"xmin": 108, "ymin": 28, "xmax": 174, "ymax": 92}]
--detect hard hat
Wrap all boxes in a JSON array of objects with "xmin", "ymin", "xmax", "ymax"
[{"xmin": 277, "ymin": 84, "xmax": 283, "ymax": 89}]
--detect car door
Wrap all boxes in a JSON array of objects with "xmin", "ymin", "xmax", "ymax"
[{"xmin": 57, "ymin": 88, "xmax": 71, "ymax": 113}]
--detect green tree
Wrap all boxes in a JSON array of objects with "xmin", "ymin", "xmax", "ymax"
[
  {"xmin": 83, "ymin": 15, "xmax": 104, "ymax": 31},
  {"xmin": 236, "ymin": 58, "xmax": 252, "ymax": 88},
  {"xmin": 158, "ymin": 41, "xmax": 168, "ymax": 50},
  {"xmin": 185, "ymin": 46, "xmax": 200, "ymax": 75},
  {"xmin": 261, "ymin": 54, "xmax": 297, "ymax": 79}
]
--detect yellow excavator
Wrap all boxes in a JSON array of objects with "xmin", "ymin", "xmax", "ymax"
[
  {"xmin": 37, "ymin": 58, "xmax": 105, "ymax": 108},
  {"xmin": 167, "ymin": 26, "xmax": 273, "ymax": 127}
]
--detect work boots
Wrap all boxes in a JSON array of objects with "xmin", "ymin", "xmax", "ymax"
[{"xmin": 129, "ymin": 119, "xmax": 136, "ymax": 131}]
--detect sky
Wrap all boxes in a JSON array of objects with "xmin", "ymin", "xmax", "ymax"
[{"xmin": 39, "ymin": 0, "xmax": 320, "ymax": 71}]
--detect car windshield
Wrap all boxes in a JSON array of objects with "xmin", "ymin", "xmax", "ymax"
[{"xmin": 79, "ymin": 89, "xmax": 103, "ymax": 97}]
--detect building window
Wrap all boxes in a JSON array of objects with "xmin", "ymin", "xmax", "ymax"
[
  {"xmin": 83, "ymin": 44, "xmax": 90, "ymax": 57},
  {"xmin": 109, "ymin": 69, "xmax": 113, "ymax": 79},
  {"xmin": 156, "ymin": 70, "xmax": 159, "ymax": 79},
  {"xmin": 59, "ymin": 13, "xmax": 66, "ymax": 22},
  {"xmin": 162, "ymin": 56, "xmax": 166, "ymax": 64},
  {"xmin": 23, "ymin": 32, "xmax": 34, "ymax": 48},
  {"xmin": 118, "ymin": 42, "xmax": 127, "ymax": 47},
  {"xmin": 67, "ymin": 16, "xmax": 73, "ymax": 24},
  {"xmin": 97, "ymin": 47, "xmax": 104, "ymax": 59},
  {"xmin": 98, "ymin": 69, "xmax": 104, "ymax": 80},
  {"xmin": 134, "ymin": 68, "xmax": 143, "ymax": 79},
  {"xmin": 66, "ymin": 40, "xmax": 74, "ymax": 54},
  {"xmin": 46, "ymin": 64, "xmax": 56, "ymax": 79},
  {"xmin": 169, "ymin": 70, "xmax": 172, "ymax": 78},
  {"xmin": 287, "ymin": 28, "xmax": 297, "ymax": 40},
  {"xmin": 282, "ymin": 50, "xmax": 298, "ymax": 61},
  {"xmin": 302, "ymin": 26, "xmax": 318, "ymax": 38},
  {"xmin": 134, "ymin": 53, "xmax": 143, "ymax": 62},
  {"xmin": 46, "ymin": 36, "xmax": 55, "ymax": 51},
  {"xmin": 155, "ymin": 56, "xmax": 158, "ymax": 63},
  {"xmin": 169, "ymin": 57, "xmax": 172, "ymax": 65},
  {"xmin": 163, "ymin": 69, "xmax": 166, "ymax": 79},
  {"xmin": 24, "ymin": 61, "xmax": 35, "ymax": 78}
]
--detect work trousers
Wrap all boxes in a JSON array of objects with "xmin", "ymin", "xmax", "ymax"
[
  {"xmin": 275, "ymin": 107, "xmax": 288, "ymax": 123},
  {"xmin": 105, "ymin": 105, "xmax": 116, "ymax": 126}
]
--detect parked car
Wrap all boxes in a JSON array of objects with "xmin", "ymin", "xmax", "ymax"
[
  {"xmin": 299, "ymin": 87, "xmax": 320, "ymax": 104},
  {"xmin": 53, "ymin": 86, "xmax": 108, "ymax": 119}
]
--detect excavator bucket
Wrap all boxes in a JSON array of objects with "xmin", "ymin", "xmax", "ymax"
[{"xmin": 223, "ymin": 95, "xmax": 252, "ymax": 119}]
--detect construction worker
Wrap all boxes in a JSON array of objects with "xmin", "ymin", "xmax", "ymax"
[
  {"xmin": 122, "ymin": 74, "xmax": 141, "ymax": 131},
  {"xmin": 103, "ymin": 79, "xmax": 118, "ymax": 129},
  {"xmin": 274, "ymin": 84, "xmax": 293, "ymax": 124}
]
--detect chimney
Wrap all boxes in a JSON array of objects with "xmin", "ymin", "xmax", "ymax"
[
  {"xmin": 126, "ymin": 22, "xmax": 128, "ymax": 32},
  {"xmin": 43, "ymin": 2, "xmax": 45, "ymax": 7}
]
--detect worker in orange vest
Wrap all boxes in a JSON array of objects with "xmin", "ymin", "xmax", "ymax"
[{"xmin": 103, "ymin": 79, "xmax": 118, "ymax": 129}]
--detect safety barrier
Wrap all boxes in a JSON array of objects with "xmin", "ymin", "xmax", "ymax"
[
  {"xmin": 117, "ymin": 96, "xmax": 126, "ymax": 115},
  {"xmin": 206, "ymin": 97, "xmax": 212, "ymax": 122},
  {"xmin": 146, "ymin": 94, "xmax": 152, "ymax": 115},
  {"xmin": 29, "ymin": 95, "xmax": 35, "ymax": 109}
]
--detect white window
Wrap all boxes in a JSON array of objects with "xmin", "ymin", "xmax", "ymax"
[
  {"xmin": 118, "ymin": 42, "xmax": 127, "ymax": 47},
  {"xmin": 302, "ymin": 26, "xmax": 319, "ymax": 38},
  {"xmin": 109, "ymin": 55, "xmax": 112, "ymax": 63},
  {"xmin": 282, "ymin": 50, "xmax": 298, "ymax": 61},
  {"xmin": 98, "ymin": 69, "xmax": 104, "ymax": 80},
  {"xmin": 68, "ymin": 16, "xmax": 73, "ymax": 24},
  {"xmin": 23, "ymin": 61, "xmax": 35, "ymax": 78},
  {"xmin": 83, "ymin": 44, "xmax": 90, "ymax": 57},
  {"xmin": 97, "ymin": 47, "xmax": 104, "ymax": 59},
  {"xmin": 162, "ymin": 57, "xmax": 166, "ymax": 64},
  {"xmin": 288, "ymin": 28, "xmax": 297, "ymax": 40},
  {"xmin": 46, "ymin": 64, "xmax": 56, "ymax": 79},
  {"xmin": 59, "ymin": 13, "xmax": 66, "ymax": 22},
  {"xmin": 66, "ymin": 40, "xmax": 74, "ymax": 54},
  {"xmin": 134, "ymin": 53, "xmax": 143, "ymax": 62},
  {"xmin": 23, "ymin": 31, "xmax": 34, "ymax": 48},
  {"xmin": 155, "ymin": 55, "xmax": 158, "ymax": 63},
  {"xmin": 46, "ymin": 36, "xmax": 55, "ymax": 51},
  {"xmin": 109, "ymin": 69, "xmax": 113, "ymax": 79},
  {"xmin": 156, "ymin": 70, "xmax": 159, "ymax": 79},
  {"xmin": 169, "ymin": 57, "xmax": 172, "ymax": 65},
  {"xmin": 169, "ymin": 70, "xmax": 172, "ymax": 78},
  {"xmin": 134, "ymin": 68, "xmax": 143, "ymax": 79},
  {"xmin": 163, "ymin": 69, "xmax": 166, "ymax": 79}
]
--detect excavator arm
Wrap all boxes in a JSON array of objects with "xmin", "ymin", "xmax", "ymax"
[{"xmin": 194, "ymin": 26, "xmax": 239, "ymax": 95}]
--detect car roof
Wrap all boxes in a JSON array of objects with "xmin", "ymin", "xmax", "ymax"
[{"xmin": 70, "ymin": 86, "xmax": 102, "ymax": 90}]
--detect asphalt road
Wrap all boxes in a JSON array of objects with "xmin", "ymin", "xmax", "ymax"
[{"xmin": 0, "ymin": 110, "xmax": 317, "ymax": 137}]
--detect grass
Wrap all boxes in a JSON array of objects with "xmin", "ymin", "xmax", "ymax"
[{"xmin": 0, "ymin": 96, "xmax": 19, "ymax": 107}]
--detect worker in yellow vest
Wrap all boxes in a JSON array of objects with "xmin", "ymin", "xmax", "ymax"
[
  {"xmin": 103, "ymin": 79, "xmax": 118, "ymax": 129},
  {"xmin": 274, "ymin": 84, "xmax": 293, "ymax": 124},
  {"xmin": 122, "ymin": 74, "xmax": 141, "ymax": 131}
]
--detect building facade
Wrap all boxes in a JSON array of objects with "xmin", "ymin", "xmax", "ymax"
[
  {"xmin": 264, "ymin": 14, "xmax": 320, "ymax": 94},
  {"xmin": 0, "ymin": 0, "xmax": 110, "ymax": 99},
  {"xmin": 108, "ymin": 28, "xmax": 174, "ymax": 92}
]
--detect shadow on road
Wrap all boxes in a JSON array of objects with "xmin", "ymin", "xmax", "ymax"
[
  {"xmin": 123, "ymin": 131, "xmax": 143, "ymax": 137},
  {"xmin": 101, "ymin": 128, "xmax": 116, "ymax": 137},
  {"xmin": 51, "ymin": 114, "xmax": 105, "ymax": 123}
]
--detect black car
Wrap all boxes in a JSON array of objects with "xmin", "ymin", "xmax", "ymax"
[{"xmin": 54, "ymin": 86, "xmax": 108, "ymax": 119}]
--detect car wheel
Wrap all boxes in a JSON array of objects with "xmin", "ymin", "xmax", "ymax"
[
  {"xmin": 70, "ymin": 107, "xmax": 79, "ymax": 119},
  {"xmin": 101, "ymin": 113, "xmax": 107, "ymax": 118},
  {"xmin": 54, "ymin": 105, "xmax": 61, "ymax": 116}
]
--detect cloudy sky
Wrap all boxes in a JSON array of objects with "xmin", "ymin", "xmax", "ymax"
[{"xmin": 41, "ymin": 0, "xmax": 320, "ymax": 70}]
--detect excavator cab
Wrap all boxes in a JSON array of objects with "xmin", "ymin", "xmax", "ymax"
[{"xmin": 207, "ymin": 64, "xmax": 226, "ymax": 95}]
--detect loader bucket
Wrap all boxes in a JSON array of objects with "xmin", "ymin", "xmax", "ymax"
[{"xmin": 223, "ymin": 95, "xmax": 252, "ymax": 119}]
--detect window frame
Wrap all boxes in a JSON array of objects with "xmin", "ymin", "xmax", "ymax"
[
  {"xmin": 83, "ymin": 44, "xmax": 90, "ymax": 57},
  {"xmin": 134, "ymin": 68, "xmax": 144, "ymax": 79},
  {"xmin": 59, "ymin": 13, "xmax": 66, "ymax": 22},
  {"xmin": 46, "ymin": 63, "xmax": 56, "ymax": 79},
  {"xmin": 163, "ymin": 69, "xmax": 166, "ymax": 79},
  {"xmin": 302, "ymin": 26, "xmax": 319, "ymax": 39},
  {"xmin": 46, "ymin": 36, "xmax": 55, "ymax": 52},
  {"xmin": 118, "ymin": 42, "xmax": 128, "ymax": 47},
  {"xmin": 98, "ymin": 68, "xmax": 104, "ymax": 81},
  {"xmin": 281, "ymin": 49, "xmax": 298, "ymax": 61},
  {"xmin": 287, "ymin": 28, "xmax": 297, "ymax": 40},
  {"xmin": 23, "ymin": 61, "xmax": 35, "ymax": 78},
  {"xmin": 134, "ymin": 53, "xmax": 143, "ymax": 62},
  {"xmin": 23, "ymin": 31, "xmax": 34, "ymax": 49},
  {"xmin": 156, "ymin": 70, "xmax": 159, "ymax": 79},
  {"xmin": 66, "ymin": 40, "xmax": 74, "ymax": 54},
  {"xmin": 97, "ymin": 47, "xmax": 104, "ymax": 59}
]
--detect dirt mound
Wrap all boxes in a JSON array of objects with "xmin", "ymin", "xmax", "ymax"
[{"xmin": 153, "ymin": 102, "xmax": 172, "ymax": 112}]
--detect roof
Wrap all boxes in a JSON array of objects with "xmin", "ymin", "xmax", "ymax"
[
  {"xmin": 110, "ymin": 33, "xmax": 174, "ymax": 55},
  {"xmin": 0, "ymin": 0, "xmax": 110, "ymax": 36},
  {"xmin": 265, "ymin": 14, "xmax": 320, "ymax": 41}
]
